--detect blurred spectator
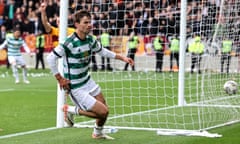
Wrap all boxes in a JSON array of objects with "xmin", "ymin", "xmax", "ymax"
[
  {"xmin": 15, "ymin": 0, "xmax": 23, "ymax": 8},
  {"xmin": 150, "ymin": 0, "xmax": 161, "ymax": 17},
  {"xmin": 32, "ymin": 14, "xmax": 41, "ymax": 35},
  {"xmin": 45, "ymin": 0, "xmax": 57, "ymax": 19},
  {"xmin": 26, "ymin": 0, "xmax": 36, "ymax": 12},
  {"xmin": 92, "ymin": 5, "xmax": 101, "ymax": 36},
  {"xmin": 13, "ymin": 12, "xmax": 24, "ymax": 33},
  {"xmin": 0, "ymin": 16, "xmax": 4, "ymax": 26},
  {"xmin": 108, "ymin": 3, "xmax": 116, "ymax": 20},
  {"xmin": 166, "ymin": 13, "xmax": 177, "ymax": 39},
  {"xmin": 108, "ymin": 4, "xmax": 117, "ymax": 35},
  {"xmin": 22, "ymin": 18, "xmax": 34, "ymax": 34},
  {"xmin": 149, "ymin": 11, "xmax": 159, "ymax": 36},
  {"xmin": 116, "ymin": 2, "xmax": 125, "ymax": 35},
  {"xmin": 100, "ymin": 0, "xmax": 110, "ymax": 12},
  {"xmin": 0, "ymin": 0, "xmax": 5, "ymax": 16},
  {"xmin": 3, "ymin": 0, "xmax": 17, "ymax": 31},
  {"xmin": 99, "ymin": 13, "xmax": 108, "ymax": 30},
  {"xmin": 0, "ymin": 24, "xmax": 6, "ymax": 43}
]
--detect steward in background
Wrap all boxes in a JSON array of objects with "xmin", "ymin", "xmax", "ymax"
[
  {"xmin": 124, "ymin": 32, "xmax": 139, "ymax": 71},
  {"xmin": 35, "ymin": 30, "xmax": 45, "ymax": 69},
  {"xmin": 169, "ymin": 35, "xmax": 180, "ymax": 72},
  {"xmin": 100, "ymin": 29, "xmax": 113, "ymax": 71},
  {"xmin": 153, "ymin": 34, "xmax": 164, "ymax": 73},
  {"xmin": 220, "ymin": 37, "xmax": 232, "ymax": 73},
  {"xmin": 188, "ymin": 35, "xmax": 204, "ymax": 74}
]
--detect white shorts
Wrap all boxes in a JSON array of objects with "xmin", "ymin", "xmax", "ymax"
[
  {"xmin": 70, "ymin": 78, "xmax": 101, "ymax": 111},
  {"xmin": 8, "ymin": 55, "xmax": 26, "ymax": 66}
]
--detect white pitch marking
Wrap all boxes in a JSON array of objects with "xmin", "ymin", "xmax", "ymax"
[
  {"xmin": 0, "ymin": 89, "xmax": 15, "ymax": 92},
  {"xmin": 0, "ymin": 127, "xmax": 57, "ymax": 139}
]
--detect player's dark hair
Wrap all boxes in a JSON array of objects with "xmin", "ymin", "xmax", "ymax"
[{"xmin": 73, "ymin": 10, "xmax": 91, "ymax": 23}]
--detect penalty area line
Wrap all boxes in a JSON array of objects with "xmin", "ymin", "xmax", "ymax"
[{"xmin": 0, "ymin": 127, "xmax": 57, "ymax": 139}]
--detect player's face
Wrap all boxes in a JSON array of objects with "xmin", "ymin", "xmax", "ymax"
[
  {"xmin": 75, "ymin": 16, "xmax": 92, "ymax": 35},
  {"xmin": 14, "ymin": 30, "xmax": 21, "ymax": 39}
]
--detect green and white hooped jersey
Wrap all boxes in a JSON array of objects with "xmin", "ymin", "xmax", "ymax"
[
  {"xmin": 54, "ymin": 33, "xmax": 102, "ymax": 89},
  {"xmin": 1, "ymin": 36, "xmax": 25, "ymax": 56}
]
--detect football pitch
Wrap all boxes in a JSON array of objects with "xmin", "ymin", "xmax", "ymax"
[{"xmin": 0, "ymin": 67, "xmax": 240, "ymax": 144}]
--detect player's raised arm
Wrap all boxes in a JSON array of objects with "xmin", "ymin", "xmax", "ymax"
[
  {"xmin": 93, "ymin": 40, "xmax": 134, "ymax": 66},
  {"xmin": 22, "ymin": 42, "xmax": 31, "ymax": 53},
  {"xmin": 40, "ymin": 1, "xmax": 52, "ymax": 33},
  {"xmin": 115, "ymin": 54, "xmax": 134, "ymax": 66}
]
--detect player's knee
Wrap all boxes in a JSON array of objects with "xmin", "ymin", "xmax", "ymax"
[{"xmin": 98, "ymin": 108, "xmax": 109, "ymax": 119}]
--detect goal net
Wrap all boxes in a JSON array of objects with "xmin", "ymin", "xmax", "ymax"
[{"xmin": 61, "ymin": 0, "xmax": 240, "ymax": 136}]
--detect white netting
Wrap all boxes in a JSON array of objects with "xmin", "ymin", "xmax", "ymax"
[{"xmin": 65, "ymin": 0, "xmax": 240, "ymax": 135}]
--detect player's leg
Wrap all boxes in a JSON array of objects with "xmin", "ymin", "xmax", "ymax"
[
  {"xmin": 106, "ymin": 47, "xmax": 113, "ymax": 71},
  {"xmin": 155, "ymin": 51, "xmax": 159, "ymax": 72},
  {"xmin": 158, "ymin": 51, "xmax": 164, "ymax": 72},
  {"xmin": 39, "ymin": 49, "xmax": 45, "ymax": 69},
  {"xmin": 18, "ymin": 56, "xmax": 30, "ymax": 84},
  {"xmin": 63, "ymin": 79, "xmax": 114, "ymax": 139},
  {"xmin": 101, "ymin": 57, "xmax": 105, "ymax": 70},
  {"xmin": 62, "ymin": 96, "xmax": 107, "ymax": 127},
  {"xmin": 191, "ymin": 55, "xmax": 196, "ymax": 73},
  {"xmin": 91, "ymin": 93, "xmax": 114, "ymax": 139},
  {"xmin": 35, "ymin": 53, "xmax": 39, "ymax": 69},
  {"xmin": 64, "ymin": 101, "xmax": 113, "ymax": 139},
  {"xmin": 175, "ymin": 53, "xmax": 179, "ymax": 70},
  {"xmin": 130, "ymin": 49, "xmax": 136, "ymax": 71},
  {"xmin": 197, "ymin": 55, "xmax": 202, "ymax": 74},
  {"xmin": 64, "ymin": 91, "xmax": 112, "ymax": 139},
  {"xmin": 124, "ymin": 50, "xmax": 131, "ymax": 70},
  {"xmin": 63, "ymin": 80, "xmax": 108, "ymax": 121},
  {"xmin": 170, "ymin": 52, "xmax": 174, "ymax": 71},
  {"xmin": 220, "ymin": 54, "xmax": 225, "ymax": 73},
  {"xmin": 226, "ymin": 54, "xmax": 231, "ymax": 73},
  {"xmin": 8, "ymin": 56, "xmax": 19, "ymax": 83}
]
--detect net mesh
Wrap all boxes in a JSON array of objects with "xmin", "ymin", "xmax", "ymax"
[{"xmin": 66, "ymin": 0, "xmax": 240, "ymax": 131}]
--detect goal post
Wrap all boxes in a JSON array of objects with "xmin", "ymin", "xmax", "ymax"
[
  {"xmin": 56, "ymin": 0, "xmax": 68, "ymax": 128},
  {"xmin": 178, "ymin": 0, "xmax": 187, "ymax": 106},
  {"xmin": 55, "ymin": 0, "xmax": 240, "ymax": 137}
]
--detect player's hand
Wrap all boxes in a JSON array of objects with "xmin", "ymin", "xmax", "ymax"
[
  {"xmin": 30, "ymin": 52, "xmax": 34, "ymax": 57},
  {"xmin": 124, "ymin": 57, "xmax": 134, "ymax": 66},
  {"xmin": 40, "ymin": 1, "xmax": 47, "ymax": 12},
  {"xmin": 58, "ymin": 77, "xmax": 70, "ymax": 91}
]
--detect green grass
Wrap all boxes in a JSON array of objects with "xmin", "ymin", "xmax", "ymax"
[{"xmin": 0, "ymin": 67, "xmax": 240, "ymax": 144}]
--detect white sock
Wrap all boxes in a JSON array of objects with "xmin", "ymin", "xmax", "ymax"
[
  {"xmin": 67, "ymin": 105, "xmax": 79, "ymax": 115},
  {"xmin": 12, "ymin": 65, "xmax": 19, "ymax": 81},
  {"xmin": 22, "ymin": 67, "xmax": 28, "ymax": 81},
  {"xmin": 93, "ymin": 123, "xmax": 103, "ymax": 135}
]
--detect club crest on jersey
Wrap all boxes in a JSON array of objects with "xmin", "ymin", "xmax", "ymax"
[{"xmin": 83, "ymin": 51, "xmax": 90, "ymax": 57}]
